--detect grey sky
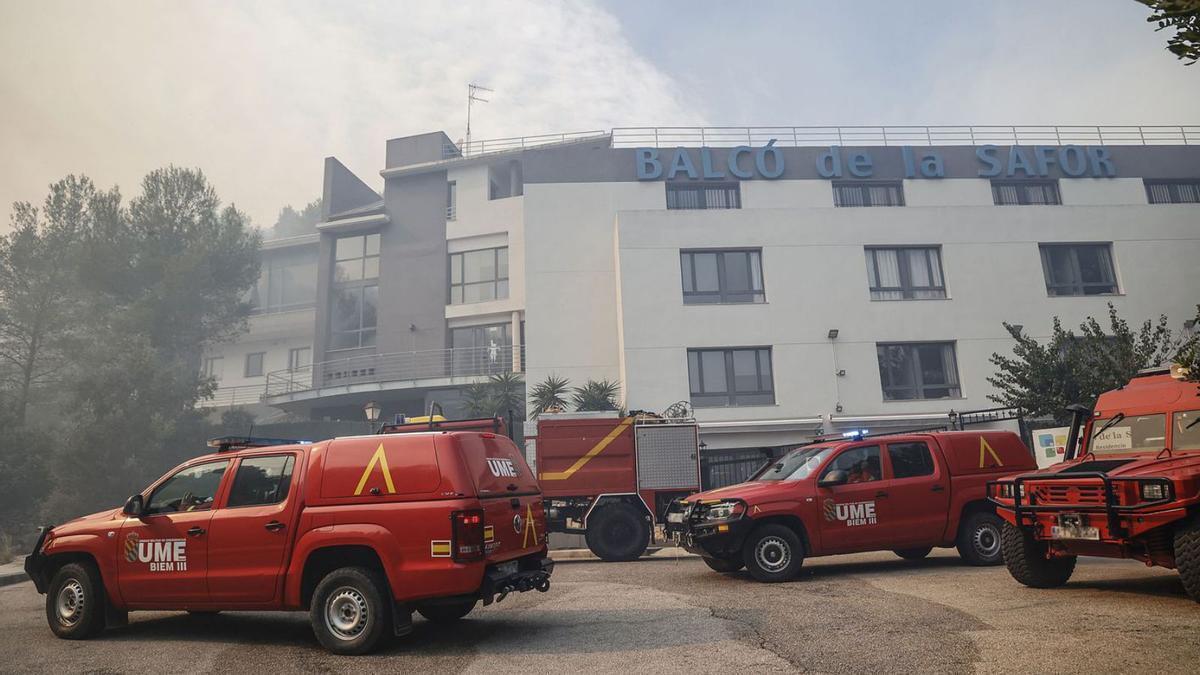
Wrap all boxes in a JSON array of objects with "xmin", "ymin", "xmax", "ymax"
[{"xmin": 1, "ymin": 0, "xmax": 1196, "ymax": 231}]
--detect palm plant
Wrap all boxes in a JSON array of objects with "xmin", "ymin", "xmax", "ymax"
[
  {"xmin": 487, "ymin": 371, "xmax": 525, "ymax": 418},
  {"xmin": 461, "ymin": 380, "xmax": 495, "ymax": 417},
  {"xmin": 571, "ymin": 379, "xmax": 621, "ymax": 412},
  {"xmin": 529, "ymin": 374, "xmax": 571, "ymax": 417}
]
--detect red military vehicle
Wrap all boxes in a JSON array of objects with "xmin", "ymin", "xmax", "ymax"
[
  {"xmin": 990, "ymin": 366, "xmax": 1200, "ymax": 600},
  {"xmin": 24, "ymin": 422, "xmax": 551, "ymax": 654},
  {"xmin": 665, "ymin": 430, "xmax": 1036, "ymax": 582},
  {"xmin": 528, "ymin": 412, "xmax": 701, "ymax": 561}
]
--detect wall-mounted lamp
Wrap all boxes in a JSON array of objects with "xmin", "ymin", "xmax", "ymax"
[
  {"xmin": 827, "ymin": 329, "xmax": 839, "ymax": 340},
  {"xmin": 409, "ymin": 323, "xmax": 418, "ymax": 332}
]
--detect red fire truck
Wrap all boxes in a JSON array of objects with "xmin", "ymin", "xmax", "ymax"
[{"xmin": 526, "ymin": 412, "xmax": 702, "ymax": 561}]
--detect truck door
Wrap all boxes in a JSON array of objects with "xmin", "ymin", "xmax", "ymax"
[
  {"xmin": 206, "ymin": 454, "xmax": 299, "ymax": 603},
  {"xmin": 814, "ymin": 444, "xmax": 891, "ymax": 553},
  {"xmin": 454, "ymin": 433, "xmax": 547, "ymax": 563},
  {"xmin": 118, "ymin": 460, "xmax": 230, "ymax": 604},
  {"xmin": 882, "ymin": 440, "xmax": 949, "ymax": 547}
]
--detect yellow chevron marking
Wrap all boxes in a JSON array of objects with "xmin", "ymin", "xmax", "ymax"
[
  {"xmin": 979, "ymin": 437, "xmax": 1004, "ymax": 469},
  {"xmin": 539, "ymin": 417, "xmax": 634, "ymax": 481},
  {"xmin": 354, "ymin": 443, "xmax": 396, "ymax": 495}
]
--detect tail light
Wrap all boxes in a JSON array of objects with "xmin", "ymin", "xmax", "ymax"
[{"xmin": 451, "ymin": 509, "xmax": 485, "ymax": 562}]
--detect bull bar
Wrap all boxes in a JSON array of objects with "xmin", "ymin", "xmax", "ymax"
[{"xmin": 988, "ymin": 472, "xmax": 1175, "ymax": 539}]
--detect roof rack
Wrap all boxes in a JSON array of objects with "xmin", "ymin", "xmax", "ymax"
[{"xmin": 206, "ymin": 436, "xmax": 309, "ymax": 453}]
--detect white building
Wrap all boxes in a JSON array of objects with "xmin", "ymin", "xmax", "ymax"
[{"xmin": 202, "ymin": 125, "xmax": 1200, "ymax": 477}]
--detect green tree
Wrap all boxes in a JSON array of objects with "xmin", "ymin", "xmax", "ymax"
[
  {"xmin": 461, "ymin": 371, "xmax": 525, "ymax": 418},
  {"xmin": 988, "ymin": 304, "xmax": 1180, "ymax": 424},
  {"xmin": 1176, "ymin": 305, "xmax": 1200, "ymax": 381},
  {"xmin": 1137, "ymin": 0, "xmax": 1200, "ymax": 65},
  {"xmin": 571, "ymin": 379, "xmax": 621, "ymax": 412},
  {"xmin": 529, "ymin": 374, "xmax": 571, "ymax": 417},
  {"xmin": 271, "ymin": 198, "xmax": 322, "ymax": 238}
]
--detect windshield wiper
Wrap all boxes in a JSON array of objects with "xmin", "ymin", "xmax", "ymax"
[
  {"xmin": 1093, "ymin": 413, "xmax": 1126, "ymax": 439},
  {"xmin": 1186, "ymin": 416, "xmax": 1200, "ymax": 430}
]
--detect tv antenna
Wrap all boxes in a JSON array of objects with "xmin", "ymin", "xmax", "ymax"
[{"xmin": 465, "ymin": 83, "xmax": 493, "ymax": 155}]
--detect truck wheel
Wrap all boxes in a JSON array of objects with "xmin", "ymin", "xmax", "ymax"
[
  {"xmin": 1173, "ymin": 519, "xmax": 1200, "ymax": 602},
  {"xmin": 894, "ymin": 547, "xmax": 933, "ymax": 560},
  {"xmin": 702, "ymin": 556, "xmax": 744, "ymax": 573},
  {"xmin": 585, "ymin": 503, "xmax": 650, "ymax": 562},
  {"xmin": 417, "ymin": 599, "xmax": 476, "ymax": 623},
  {"xmin": 957, "ymin": 511, "xmax": 1005, "ymax": 566},
  {"xmin": 1000, "ymin": 523, "xmax": 1076, "ymax": 588},
  {"xmin": 46, "ymin": 562, "xmax": 106, "ymax": 639},
  {"xmin": 742, "ymin": 524, "xmax": 804, "ymax": 583},
  {"xmin": 310, "ymin": 566, "xmax": 390, "ymax": 655}
]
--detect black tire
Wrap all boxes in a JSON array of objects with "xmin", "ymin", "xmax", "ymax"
[
  {"xmin": 417, "ymin": 599, "xmax": 476, "ymax": 623},
  {"xmin": 46, "ymin": 562, "xmax": 106, "ymax": 640},
  {"xmin": 894, "ymin": 547, "xmax": 933, "ymax": 560},
  {"xmin": 585, "ymin": 502, "xmax": 650, "ymax": 562},
  {"xmin": 742, "ymin": 524, "xmax": 805, "ymax": 583},
  {"xmin": 1000, "ymin": 523, "xmax": 1076, "ymax": 588},
  {"xmin": 957, "ymin": 511, "xmax": 1005, "ymax": 566},
  {"xmin": 309, "ymin": 566, "xmax": 391, "ymax": 655},
  {"xmin": 1173, "ymin": 518, "xmax": 1200, "ymax": 602},
  {"xmin": 702, "ymin": 556, "xmax": 745, "ymax": 573}
]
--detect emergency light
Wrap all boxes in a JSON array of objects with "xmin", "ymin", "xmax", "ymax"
[
  {"xmin": 842, "ymin": 429, "xmax": 869, "ymax": 439},
  {"xmin": 206, "ymin": 436, "xmax": 310, "ymax": 452}
]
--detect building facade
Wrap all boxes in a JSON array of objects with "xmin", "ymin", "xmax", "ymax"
[{"xmin": 202, "ymin": 125, "xmax": 1200, "ymax": 469}]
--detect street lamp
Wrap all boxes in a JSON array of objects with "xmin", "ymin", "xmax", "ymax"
[{"xmin": 364, "ymin": 400, "xmax": 382, "ymax": 432}]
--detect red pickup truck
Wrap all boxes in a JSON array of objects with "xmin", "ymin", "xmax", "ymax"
[
  {"xmin": 666, "ymin": 430, "xmax": 1035, "ymax": 582},
  {"xmin": 24, "ymin": 425, "xmax": 552, "ymax": 654}
]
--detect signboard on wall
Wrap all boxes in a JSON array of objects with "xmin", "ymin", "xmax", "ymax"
[{"xmin": 1032, "ymin": 426, "xmax": 1071, "ymax": 469}]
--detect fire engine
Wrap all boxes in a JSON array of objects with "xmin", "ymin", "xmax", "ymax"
[
  {"xmin": 526, "ymin": 411, "xmax": 702, "ymax": 561},
  {"xmin": 989, "ymin": 365, "xmax": 1200, "ymax": 600}
]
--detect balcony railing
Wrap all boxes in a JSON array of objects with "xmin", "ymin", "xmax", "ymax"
[
  {"xmin": 609, "ymin": 125, "xmax": 1198, "ymax": 148},
  {"xmin": 444, "ymin": 131, "xmax": 608, "ymax": 159},
  {"xmin": 198, "ymin": 384, "xmax": 267, "ymax": 408},
  {"xmin": 264, "ymin": 345, "xmax": 525, "ymax": 398}
]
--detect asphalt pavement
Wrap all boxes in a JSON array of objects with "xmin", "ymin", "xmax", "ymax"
[{"xmin": 1, "ymin": 549, "xmax": 1198, "ymax": 673}]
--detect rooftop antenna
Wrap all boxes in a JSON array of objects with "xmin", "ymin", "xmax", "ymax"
[{"xmin": 465, "ymin": 83, "xmax": 493, "ymax": 156}]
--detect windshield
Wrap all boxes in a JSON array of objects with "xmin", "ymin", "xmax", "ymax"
[
  {"xmin": 753, "ymin": 446, "xmax": 834, "ymax": 481},
  {"xmin": 1088, "ymin": 414, "xmax": 1167, "ymax": 455},
  {"xmin": 1173, "ymin": 410, "xmax": 1200, "ymax": 451}
]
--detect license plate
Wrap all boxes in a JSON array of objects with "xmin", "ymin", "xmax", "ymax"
[
  {"xmin": 667, "ymin": 512, "xmax": 684, "ymax": 523},
  {"xmin": 495, "ymin": 561, "xmax": 518, "ymax": 577},
  {"xmin": 1051, "ymin": 525, "xmax": 1100, "ymax": 540}
]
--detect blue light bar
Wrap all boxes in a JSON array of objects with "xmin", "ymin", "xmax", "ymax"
[
  {"xmin": 841, "ymin": 429, "xmax": 869, "ymax": 438},
  {"xmin": 207, "ymin": 436, "xmax": 310, "ymax": 452}
]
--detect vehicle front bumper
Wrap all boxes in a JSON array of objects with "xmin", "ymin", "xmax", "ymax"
[
  {"xmin": 24, "ymin": 527, "xmax": 51, "ymax": 593},
  {"xmin": 664, "ymin": 500, "xmax": 752, "ymax": 559}
]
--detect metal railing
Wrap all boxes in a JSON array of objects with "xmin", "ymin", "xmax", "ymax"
[
  {"xmin": 264, "ymin": 345, "xmax": 525, "ymax": 397},
  {"xmin": 198, "ymin": 384, "xmax": 266, "ymax": 408},
  {"xmin": 610, "ymin": 125, "xmax": 1198, "ymax": 147},
  {"xmin": 445, "ymin": 131, "xmax": 608, "ymax": 159}
]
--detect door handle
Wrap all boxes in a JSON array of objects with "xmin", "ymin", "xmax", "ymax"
[
  {"xmin": 510, "ymin": 498, "xmax": 521, "ymax": 509},
  {"xmin": 265, "ymin": 520, "xmax": 286, "ymax": 532},
  {"xmin": 874, "ymin": 491, "xmax": 889, "ymax": 498},
  {"xmin": 931, "ymin": 484, "xmax": 946, "ymax": 492},
  {"xmin": 187, "ymin": 526, "xmax": 206, "ymax": 537}
]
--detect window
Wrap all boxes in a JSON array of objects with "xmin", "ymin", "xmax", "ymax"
[
  {"xmin": 1174, "ymin": 410, "xmax": 1200, "ymax": 451},
  {"xmin": 450, "ymin": 323, "xmax": 512, "ymax": 375},
  {"xmin": 864, "ymin": 247, "xmax": 946, "ymax": 300},
  {"xmin": 666, "ymin": 182, "xmax": 741, "ymax": 209},
  {"xmin": 329, "ymin": 284, "xmax": 378, "ymax": 349},
  {"xmin": 446, "ymin": 181, "xmax": 457, "ymax": 220},
  {"xmin": 288, "ymin": 347, "xmax": 311, "ymax": 371},
  {"xmin": 821, "ymin": 445, "xmax": 882, "ymax": 483},
  {"xmin": 687, "ymin": 347, "xmax": 774, "ymax": 407},
  {"xmin": 1089, "ymin": 414, "xmax": 1166, "ymax": 455},
  {"xmin": 1039, "ymin": 243, "xmax": 1117, "ymax": 296},
  {"xmin": 833, "ymin": 181, "xmax": 904, "ymax": 207},
  {"xmin": 888, "ymin": 442, "xmax": 935, "ymax": 479},
  {"xmin": 1145, "ymin": 179, "xmax": 1200, "ymax": 204},
  {"xmin": 991, "ymin": 180, "xmax": 1061, "ymax": 205},
  {"xmin": 333, "ymin": 233, "xmax": 380, "ymax": 282},
  {"xmin": 449, "ymin": 247, "xmax": 508, "ymax": 304},
  {"xmin": 680, "ymin": 249, "xmax": 765, "ymax": 304},
  {"xmin": 248, "ymin": 247, "xmax": 318, "ymax": 313},
  {"xmin": 202, "ymin": 356, "xmax": 223, "ymax": 381},
  {"xmin": 147, "ymin": 461, "xmax": 229, "ymax": 514},
  {"xmin": 244, "ymin": 352, "xmax": 265, "ymax": 378},
  {"xmin": 227, "ymin": 455, "xmax": 296, "ymax": 508},
  {"xmin": 877, "ymin": 342, "xmax": 961, "ymax": 401}
]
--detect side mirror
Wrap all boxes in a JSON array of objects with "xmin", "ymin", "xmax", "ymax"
[
  {"xmin": 818, "ymin": 470, "xmax": 848, "ymax": 488},
  {"xmin": 123, "ymin": 494, "xmax": 145, "ymax": 518}
]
